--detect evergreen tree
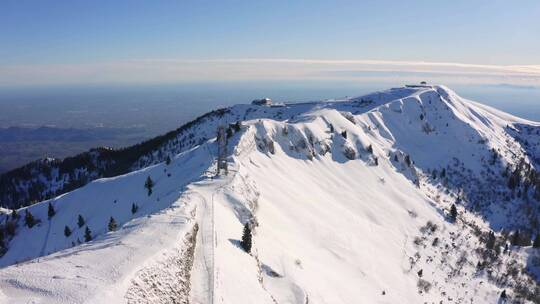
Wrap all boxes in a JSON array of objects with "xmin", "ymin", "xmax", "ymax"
[
  {"xmin": 131, "ymin": 203, "xmax": 139, "ymax": 214},
  {"xmin": 77, "ymin": 214, "xmax": 85, "ymax": 228},
  {"xmin": 486, "ymin": 231, "xmax": 496, "ymax": 250},
  {"xmin": 24, "ymin": 210, "xmax": 36, "ymax": 228},
  {"xmin": 440, "ymin": 168, "xmax": 446, "ymax": 178},
  {"xmin": 108, "ymin": 217, "xmax": 117, "ymax": 232},
  {"xmin": 47, "ymin": 202, "xmax": 56, "ymax": 219},
  {"xmin": 165, "ymin": 155, "xmax": 172, "ymax": 165},
  {"xmin": 449, "ymin": 204, "xmax": 457, "ymax": 222},
  {"xmin": 233, "ymin": 121, "xmax": 241, "ymax": 132},
  {"xmin": 10, "ymin": 209, "xmax": 18, "ymax": 221},
  {"xmin": 511, "ymin": 230, "xmax": 520, "ymax": 246},
  {"xmin": 0, "ymin": 231, "xmax": 5, "ymax": 255},
  {"xmin": 240, "ymin": 222, "xmax": 252, "ymax": 253},
  {"xmin": 405, "ymin": 155, "xmax": 411, "ymax": 167},
  {"xmin": 64, "ymin": 225, "xmax": 72, "ymax": 237},
  {"xmin": 84, "ymin": 226, "xmax": 92, "ymax": 242},
  {"xmin": 226, "ymin": 127, "xmax": 234, "ymax": 139},
  {"xmin": 341, "ymin": 130, "xmax": 347, "ymax": 139},
  {"xmin": 5, "ymin": 221, "xmax": 16, "ymax": 236},
  {"xmin": 366, "ymin": 144, "xmax": 373, "ymax": 154},
  {"xmin": 533, "ymin": 234, "xmax": 540, "ymax": 248},
  {"xmin": 508, "ymin": 175, "xmax": 518, "ymax": 189},
  {"xmin": 0, "ymin": 226, "xmax": 4, "ymax": 244},
  {"xmin": 144, "ymin": 176, "xmax": 154, "ymax": 196}
]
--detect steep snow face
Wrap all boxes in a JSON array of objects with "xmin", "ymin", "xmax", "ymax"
[
  {"xmin": 321, "ymin": 85, "xmax": 540, "ymax": 233},
  {"xmin": 213, "ymin": 121, "xmax": 461, "ymax": 303},
  {"xmin": 207, "ymin": 103, "xmax": 538, "ymax": 303},
  {"xmin": 0, "ymin": 85, "xmax": 539, "ymax": 303}
]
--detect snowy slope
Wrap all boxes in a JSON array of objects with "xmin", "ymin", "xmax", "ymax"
[{"xmin": 0, "ymin": 85, "xmax": 538, "ymax": 303}]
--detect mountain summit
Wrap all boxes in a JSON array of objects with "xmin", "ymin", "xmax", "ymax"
[{"xmin": 0, "ymin": 85, "xmax": 538, "ymax": 303}]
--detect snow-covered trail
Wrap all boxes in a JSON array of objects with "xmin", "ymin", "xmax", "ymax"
[
  {"xmin": 190, "ymin": 165, "xmax": 250, "ymax": 304},
  {"xmin": 189, "ymin": 186, "xmax": 215, "ymax": 304},
  {"xmin": 38, "ymin": 218, "xmax": 53, "ymax": 257}
]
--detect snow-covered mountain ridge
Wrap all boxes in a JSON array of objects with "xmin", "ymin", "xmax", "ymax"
[{"xmin": 0, "ymin": 85, "xmax": 539, "ymax": 303}]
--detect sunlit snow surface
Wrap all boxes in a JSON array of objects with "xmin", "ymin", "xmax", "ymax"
[{"xmin": 0, "ymin": 85, "xmax": 538, "ymax": 303}]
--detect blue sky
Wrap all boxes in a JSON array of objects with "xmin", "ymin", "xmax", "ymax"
[{"xmin": 1, "ymin": 0, "xmax": 539, "ymax": 86}]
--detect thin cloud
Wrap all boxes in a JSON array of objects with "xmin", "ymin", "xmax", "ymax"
[
  {"xmin": 136, "ymin": 59, "xmax": 540, "ymax": 75},
  {"xmin": 1, "ymin": 58, "xmax": 539, "ymax": 86}
]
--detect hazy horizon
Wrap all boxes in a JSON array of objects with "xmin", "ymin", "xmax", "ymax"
[
  {"xmin": 1, "ymin": 81, "xmax": 539, "ymax": 173},
  {"xmin": 1, "ymin": 0, "xmax": 539, "ymax": 172}
]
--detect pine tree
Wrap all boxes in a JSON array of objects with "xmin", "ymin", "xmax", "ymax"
[
  {"xmin": 84, "ymin": 226, "xmax": 92, "ymax": 242},
  {"xmin": 240, "ymin": 222, "xmax": 252, "ymax": 253},
  {"xmin": 64, "ymin": 225, "xmax": 72, "ymax": 237},
  {"xmin": 108, "ymin": 217, "xmax": 117, "ymax": 232},
  {"xmin": 226, "ymin": 127, "xmax": 234, "ymax": 139},
  {"xmin": 77, "ymin": 214, "xmax": 85, "ymax": 228},
  {"xmin": 233, "ymin": 121, "xmax": 241, "ymax": 132},
  {"xmin": 144, "ymin": 176, "xmax": 154, "ymax": 196},
  {"xmin": 24, "ymin": 210, "xmax": 36, "ymax": 228},
  {"xmin": 47, "ymin": 202, "xmax": 55, "ymax": 219},
  {"xmin": 165, "ymin": 155, "xmax": 172, "ymax": 165},
  {"xmin": 508, "ymin": 175, "xmax": 517, "ymax": 189},
  {"xmin": 449, "ymin": 204, "xmax": 457, "ymax": 222},
  {"xmin": 0, "ymin": 232, "xmax": 5, "ymax": 255},
  {"xmin": 533, "ymin": 234, "xmax": 540, "ymax": 248},
  {"xmin": 131, "ymin": 203, "xmax": 139, "ymax": 214},
  {"xmin": 5, "ymin": 221, "xmax": 16, "ymax": 236},
  {"xmin": 10, "ymin": 209, "xmax": 18, "ymax": 221},
  {"xmin": 405, "ymin": 155, "xmax": 411, "ymax": 167},
  {"xmin": 486, "ymin": 231, "xmax": 496, "ymax": 250},
  {"xmin": 341, "ymin": 130, "xmax": 347, "ymax": 139},
  {"xmin": 366, "ymin": 144, "xmax": 373, "ymax": 154},
  {"xmin": 511, "ymin": 230, "xmax": 520, "ymax": 246}
]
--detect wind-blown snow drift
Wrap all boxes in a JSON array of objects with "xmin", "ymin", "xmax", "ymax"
[{"xmin": 0, "ymin": 85, "xmax": 539, "ymax": 303}]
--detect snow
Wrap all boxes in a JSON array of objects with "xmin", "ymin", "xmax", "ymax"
[
  {"xmin": 0, "ymin": 141, "xmax": 216, "ymax": 303},
  {"xmin": 0, "ymin": 85, "xmax": 538, "ymax": 303}
]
